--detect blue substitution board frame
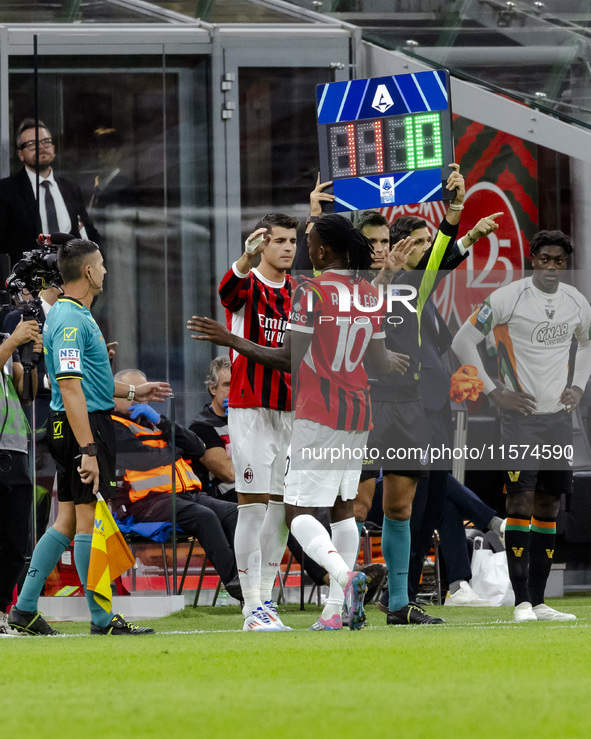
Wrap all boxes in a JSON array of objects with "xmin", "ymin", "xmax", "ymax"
[{"xmin": 317, "ymin": 70, "xmax": 454, "ymax": 213}]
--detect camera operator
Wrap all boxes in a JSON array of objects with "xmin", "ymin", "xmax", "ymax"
[
  {"xmin": 3, "ymin": 285, "xmax": 60, "ymax": 537},
  {"xmin": 4, "ymin": 285, "xmax": 59, "ymax": 392},
  {"xmin": 0, "ymin": 318, "xmax": 42, "ymax": 636}
]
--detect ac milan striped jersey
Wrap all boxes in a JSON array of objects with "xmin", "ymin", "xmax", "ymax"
[
  {"xmin": 288, "ymin": 270, "xmax": 385, "ymax": 431},
  {"xmin": 219, "ymin": 263, "xmax": 292, "ymax": 411}
]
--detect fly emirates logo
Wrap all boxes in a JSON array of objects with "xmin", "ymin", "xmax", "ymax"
[{"xmin": 258, "ymin": 315, "xmax": 288, "ymax": 344}]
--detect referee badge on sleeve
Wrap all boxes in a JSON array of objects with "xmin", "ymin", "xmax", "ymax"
[{"xmin": 59, "ymin": 348, "xmax": 81, "ymax": 373}]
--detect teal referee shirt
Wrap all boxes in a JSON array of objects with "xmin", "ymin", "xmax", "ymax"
[{"xmin": 44, "ymin": 296, "xmax": 115, "ymax": 413}]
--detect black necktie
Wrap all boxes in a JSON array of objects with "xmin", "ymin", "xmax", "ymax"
[
  {"xmin": 41, "ymin": 180, "xmax": 59, "ymax": 233},
  {"xmin": 88, "ymin": 175, "xmax": 100, "ymax": 214}
]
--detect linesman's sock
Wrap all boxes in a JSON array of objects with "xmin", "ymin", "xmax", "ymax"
[
  {"xmin": 16, "ymin": 527, "xmax": 71, "ymax": 613},
  {"xmin": 73, "ymin": 533, "xmax": 113, "ymax": 628}
]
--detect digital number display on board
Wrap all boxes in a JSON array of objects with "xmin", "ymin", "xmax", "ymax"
[{"xmin": 317, "ymin": 71, "xmax": 454, "ymax": 212}]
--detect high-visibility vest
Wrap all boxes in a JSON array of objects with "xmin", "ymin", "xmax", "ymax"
[{"xmin": 112, "ymin": 415, "xmax": 201, "ymax": 503}]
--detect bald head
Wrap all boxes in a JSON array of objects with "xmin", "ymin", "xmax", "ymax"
[{"xmin": 113, "ymin": 369, "xmax": 147, "ymax": 414}]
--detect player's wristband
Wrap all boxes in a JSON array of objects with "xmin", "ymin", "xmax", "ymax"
[
  {"xmin": 127, "ymin": 384, "xmax": 136, "ymax": 401},
  {"xmin": 306, "ymin": 215, "xmax": 320, "ymax": 224},
  {"xmin": 449, "ymin": 203, "xmax": 464, "ymax": 211},
  {"xmin": 79, "ymin": 442, "xmax": 97, "ymax": 457}
]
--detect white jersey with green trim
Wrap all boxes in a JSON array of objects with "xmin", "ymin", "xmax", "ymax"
[{"xmin": 459, "ymin": 276, "xmax": 591, "ymax": 414}]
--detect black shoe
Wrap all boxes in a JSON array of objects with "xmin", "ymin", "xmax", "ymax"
[
  {"xmin": 359, "ymin": 564, "xmax": 387, "ymax": 604},
  {"xmin": 91, "ymin": 613, "xmax": 155, "ymax": 635},
  {"xmin": 386, "ymin": 602, "xmax": 446, "ymax": 625},
  {"xmin": 8, "ymin": 607, "xmax": 60, "ymax": 636},
  {"xmin": 376, "ymin": 587, "xmax": 389, "ymax": 614},
  {"xmin": 224, "ymin": 577, "xmax": 243, "ymax": 601}
]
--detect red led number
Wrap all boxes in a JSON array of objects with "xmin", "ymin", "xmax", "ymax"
[
  {"xmin": 347, "ymin": 123, "xmax": 357, "ymax": 177},
  {"xmin": 374, "ymin": 120, "xmax": 384, "ymax": 174}
]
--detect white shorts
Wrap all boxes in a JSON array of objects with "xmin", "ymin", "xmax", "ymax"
[
  {"xmin": 284, "ymin": 418, "xmax": 368, "ymax": 508},
  {"xmin": 228, "ymin": 406, "xmax": 293, "ymax": 495}
]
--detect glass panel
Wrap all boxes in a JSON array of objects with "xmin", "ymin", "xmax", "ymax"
[
  {"xmin": 0, "ymin": 0, "xmax": 169, "ymax": 23},
  {"xmin": 7, "ymin": 54, "xmax": 214, "ymax": 424},
  {"xmin": 292, "ymin": 0, "xmax": 591, "ymax": 129},
  {"xmin": 238, "ymin": 66, "xmax": 332, "ymax": 234},
  {"xmin": 150, "ymin": 0, "xmax": 314, "ymax": 23}
]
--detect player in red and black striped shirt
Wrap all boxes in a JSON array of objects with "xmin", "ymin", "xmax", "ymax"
[
  {"xmin": 217, "ymin": 212, "xmax": 298, "ymax": 631},
  {"xmin": 219, "ymin": 240, "xmax": 292, "ymax": 412},
  {"xmin": 189, "ymin": 214, "xmax": 408, "ymax": 630}
]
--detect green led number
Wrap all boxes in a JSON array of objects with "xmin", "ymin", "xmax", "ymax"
[
  {"xmin": 403, "ymin": 116, "xmax": 415, "ymax": 170},
  {"xmin": 413, "ymin": 113, "xmax": 443, "ymax": 169}
]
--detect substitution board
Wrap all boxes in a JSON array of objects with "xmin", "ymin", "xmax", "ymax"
[{"xmin": 317, "ymin": 70, "xmax": 455, "ymax": 212}]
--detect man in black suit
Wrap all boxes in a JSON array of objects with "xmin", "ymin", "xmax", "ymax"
[{"xmin": 0, "ymin": 118, "xmax": 100, "ymax": 269}]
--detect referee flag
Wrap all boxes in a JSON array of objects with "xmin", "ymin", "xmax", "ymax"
[{"xmin": 87, "ymin": 494, "xmax": 136, "ymax": 612}]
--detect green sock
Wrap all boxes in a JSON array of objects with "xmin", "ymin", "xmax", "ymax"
[
  {"xmin": 382, "ymin": 516, "xmax": 410, "ymax": 612},
  {"xmin": 355, "ymin": 520, "xmax": 365, "ymax": 562},
  {"xmin": 17, "ymin": 527, "xmax": 71, "ymax": 613},
  {"xmin": 73, "ymin": 534, "xmax": 113, "ymax": 628}
]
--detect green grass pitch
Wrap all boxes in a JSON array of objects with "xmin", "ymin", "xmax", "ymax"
[{"xmin": 2, "ymin": 596, "xmax": 591, "ymax": 739}]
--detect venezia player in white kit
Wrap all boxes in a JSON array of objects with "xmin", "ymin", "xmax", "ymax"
[
  {"xmin": 189, "ymin": 214, "xmax": 409, "ymax": 630},
  {"xmin": 453, "ymin": 230, "xmax": 591, "ymax": 622}
]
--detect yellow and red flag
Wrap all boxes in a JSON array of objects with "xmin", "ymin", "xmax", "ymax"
[{"xmin": 87, "ymin": 494, "xmax": 136, "ymax": 612}]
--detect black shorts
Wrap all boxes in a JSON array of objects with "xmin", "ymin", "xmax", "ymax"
[
  {"xmin": 501, "ymin": 410, "xmax": 574, "ymax": 496},
  {"xmin": 48, "ymin": 410, "xmax": 116, "ymax": 505},
  {"xmin": 362, "ymin": 399, "xmax": 429, "ymax": 479}
]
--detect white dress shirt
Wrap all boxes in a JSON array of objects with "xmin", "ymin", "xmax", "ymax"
[{"xmin": 25, "ymin": 167, "xmax": 71, "ymax": 234}]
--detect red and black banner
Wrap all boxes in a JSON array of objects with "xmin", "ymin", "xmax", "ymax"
[{"xmin": 382, "ymin": 115, "xmax": 538, "ymax": 329}]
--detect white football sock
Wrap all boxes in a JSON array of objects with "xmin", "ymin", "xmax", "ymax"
[
  {"xmin": 259, "ymin": 500, "xmax": 289, "ymax": 604},
  {"xmin": 234, "ymin": 503, "xmax": 266, "ymax": 614},
  {"xmin": 322, "ymin": 517, "xmax": 359, "ymax": 619},
  {"xmin": 290, "ymin": 514, "xmax": 350, "ymax": 589}
]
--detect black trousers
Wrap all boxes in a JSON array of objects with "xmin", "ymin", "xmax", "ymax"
[
  {"xmin": 0, "ymin": 452, "xmax": 33, "ymax": 612},
  {"xmin": 129, "ymin": 491, "xmax": 238, "ymax": 586}
]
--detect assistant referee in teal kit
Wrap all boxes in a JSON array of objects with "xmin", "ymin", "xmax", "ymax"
[{"xmin": 10, "ymin": 238, "xmax": 170, "ymax": 636}]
